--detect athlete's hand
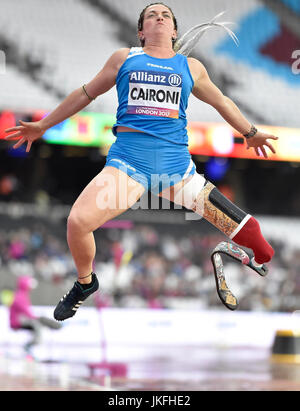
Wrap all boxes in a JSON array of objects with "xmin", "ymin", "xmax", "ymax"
[
  {"xmin": 4, "ymin": 120, "xmax": 46, "ymax": 152},
  {"xmin": 246, "ymin": 131, "xmax": 278, "ymax": 159}
]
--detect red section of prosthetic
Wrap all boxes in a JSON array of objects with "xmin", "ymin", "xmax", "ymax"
[{"xmin": 232, "ymin": 216, "xmax": 274, "ymax": 264}]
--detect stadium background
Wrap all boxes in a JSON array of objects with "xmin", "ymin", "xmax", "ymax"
[{"xmin": 0, "ymin": 0, "xmax": 300, "ymax": 391}]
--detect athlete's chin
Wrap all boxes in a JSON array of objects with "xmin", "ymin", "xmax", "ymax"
[{"xmin": 149, "ymin": 29, "xmax": 173, "ymax": 40}]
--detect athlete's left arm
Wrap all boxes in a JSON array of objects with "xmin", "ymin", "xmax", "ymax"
[{"xmin": 188, "ymin": 57, "xmax": 278, "ymax": 158}]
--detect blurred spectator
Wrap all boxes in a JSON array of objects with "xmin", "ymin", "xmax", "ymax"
[
  {"xmin": 0, "ymin": 213, "xmax": 299, "ymax": 312},
  {"xmin": 9, "ymin": 275, "xmax": 61, "ymax": 353},
  {"xmin": 0, "ymin": 174, "xmax": 19, "ymax": 198}
]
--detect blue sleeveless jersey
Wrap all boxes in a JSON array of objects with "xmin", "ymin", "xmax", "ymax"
[{"xmin": 112, "ymin": 47, "xmax": 194, "ymax": 146}]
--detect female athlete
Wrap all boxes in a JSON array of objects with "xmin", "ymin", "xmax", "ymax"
[{"xmin": 5, "ymin": 3, "xmax": 278, "ymax": 320}]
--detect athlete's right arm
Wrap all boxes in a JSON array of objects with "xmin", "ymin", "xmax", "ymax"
[
  {"xmin": 5, "ymin": 48, "xmax": 130, "ymax": 152},
  {"xmin": 41, "ymin": 47, "xmax": 130, "ymax": 130}
]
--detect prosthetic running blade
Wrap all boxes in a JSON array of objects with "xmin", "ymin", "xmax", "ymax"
[{"xmin": 211, "ymin": 241, "xmax": 269, "ymax": 310}]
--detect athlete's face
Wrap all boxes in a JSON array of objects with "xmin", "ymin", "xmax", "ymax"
[{"xmin": 139, "ymin": 4, "xmax": 177, "ymax": 46}]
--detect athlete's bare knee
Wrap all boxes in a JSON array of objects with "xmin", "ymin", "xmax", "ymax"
[{"xmin": 67, "ymin": 209, "xmax": 93, "ymax": 234}]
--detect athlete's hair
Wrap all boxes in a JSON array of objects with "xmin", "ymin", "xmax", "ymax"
[
  {"xmin": 138, "ymin": 2, "xmax": 178, "ymax": 48},
  {"xmin": 174, "ymin": 11, "xmax": 239, "ymax": 56},
  {"xmin": 137, "ymin": 3, "xmax": 239, "ymax": 55}
]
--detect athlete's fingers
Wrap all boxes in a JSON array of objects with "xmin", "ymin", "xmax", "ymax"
[
  {"xmin": 4, "ymin": 131, "xmax": 23, "ymax": 140},
  {"xmin": 267, "ymin": 135, "xmax": 279, "ymax": 141},
  {"xmin": 255, "ymin": 147, "xmax": 260, "ymax": 157},
  {"xmin": 5, "ymin": 126, "xmax": 22, "ymax": 133},
  {"xmin": 260, "ymin": 146, "xmax": 268, "ymax": 159},
  {"xmin": 265, "ymin": 142, "xmax": 276, "ymax": 154},
  {"xmin": 26, "ymin": 140, "xmax": 32, "ymax": 152},
  {"xmin": 13, "ymin": 137, "xmax": 26, "ymax": 149}
]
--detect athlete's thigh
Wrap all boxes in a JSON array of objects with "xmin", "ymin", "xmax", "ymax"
[
  {"xmin": 158, "ymin": 175, "xmax": 193, "ymax": 203},
  {"xmin": 71, "ymin": 166, "xmax": 145, "ymax": 230}
]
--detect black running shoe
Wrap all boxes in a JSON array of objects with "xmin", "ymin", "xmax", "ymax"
[{"xmin": 54, "ymin": 273, "xmax": 99, "ymax": 321}]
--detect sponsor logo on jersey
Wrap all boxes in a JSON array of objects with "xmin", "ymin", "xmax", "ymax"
[
  {"xmin": 146, "ymin": 62, "xmax": 174, "ymax": 71},
  {"xmin": 127, "ymin": 70, "xmax": 182, "ymax": 118}
]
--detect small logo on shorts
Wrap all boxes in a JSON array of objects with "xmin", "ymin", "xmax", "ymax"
[
  {"xmin": 109, "ymin": 158, "xmax": 136, "ymax": 172},
  {"xmin": 168, "ymin": 74, "xmax": 182, "ymax": 86}
]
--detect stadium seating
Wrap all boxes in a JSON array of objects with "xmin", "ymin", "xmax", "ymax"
[
  {"xmin": 0, "ymin": 0, "xmax": 123, "ymax": 113},
  {"xmin": 1, "ymin": 64, "xmax": 60, "ymax": 111},
  {"xmin": 0, "ymin": 0, "xmax": 299, "ymax": 125},
  {"xmin": 0, "ymin": 204, "xmax": 298, "ymax": 312},
  {"xmin": 98, "ymin": 0, "xmax": 300, "ymax": 127}
]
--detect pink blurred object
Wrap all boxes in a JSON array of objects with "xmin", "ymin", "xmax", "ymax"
[
  {"xmin": 9, "ymin": 276, "xmax": 37, "ymax": 329},
  {"xmin": 148, "ymin": 298, "xmax": 163, "ymax": 309},
  {"xmin": 9, "ymin": 241, "xmax": 25, "ymax": 259},
  {"xmin": 89, "ymin": 295, "xmax": 128, "ymax": 379},
  {"xmin": 101, "ymin": 220, "xmax": 133, "ymax": 229},
  {"xmin": 88, "ymin": 361, "xmax": 128, "ymax": 378},
  {"xmin": 112, "ymin": 241, "xmax": 124, "ymax": 271},
  {"xmin": 94, "ymin": 292, "xmax": 112, "ymax": 309}
]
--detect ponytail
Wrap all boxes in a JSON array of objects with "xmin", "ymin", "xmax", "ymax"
[{"xmin": 174, "ymin": 11, "xmax": 239, "ymax": 56}]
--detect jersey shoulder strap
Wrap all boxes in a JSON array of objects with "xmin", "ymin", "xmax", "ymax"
[{"xmin": 127, "ymin": 47, "xmax": 145, "ymax": 59}]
